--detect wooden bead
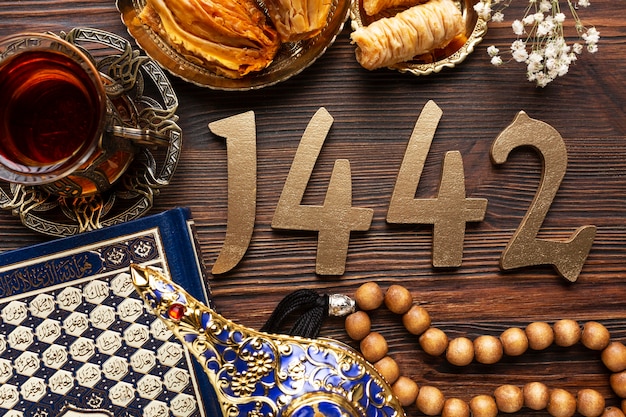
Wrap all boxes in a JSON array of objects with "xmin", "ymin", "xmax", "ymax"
[
  {"xmin": 500, "ymin": 327, "xmax": 528, "ymax": 356},
  {"xmin": 602, "ymin": 407, "xmax": 626, "ymax": 417},
  {"xmin": 523, "ymin": 382, "xmax": 550, "ymax": 410},
  {"xmin": 469, "ymin": 395, "xmax": 498, "ymax": 417},
  {"xmin": 384, "ymin": 285, "xmax": 413, "ymax": 314},
  {"xmin": 446, "ymin": 337, "xmax": 474, "ymax": 366},
  {"xmin": 474, "ymin": 335, "xmax": 503, "ymax": 365},
  {"xmin": 419, "ymin": 327, "xmax": 449, "ymax": 357},
  {"xmin": 417, "ymin": 386, "xmax": 445, "ymax": 416},
  {"xmin": 345, "ymin": 311, "xmax": 371, "ymax": 341},
  {"xmin": 355, "ymin": 282, "xmax": 384, "ymax": 311},
  {"xmin": 374, "ymin": 356, "xmax": 400, "ymax": 385},
  {"xmin": 392, "ymin": 375, "xmax": 419, "ymax": 407},
  {"xmin": 403, "ymin": 304, "xmax": 431, "ymax": 336},
  {"xmin": 494, "ymin": 384, "xmax": 523, "ymax": 413},
  {"xmin": 622, "ymin": 399, "xmax": 626, "ymax": 414},
  {"xmin": 442, "ymin": 398, "xmax": 470, "ymax": 417},
  {"xmin": 577, "ymin": 388, "xmax": 606, "ymax": 417},
  {"xmin": 526, "ymin": 321, "xmax": 554, "ymax": 350},
  {"xmin": 582, "ymin": 321, "xmax": 611, "ymax": 351},
  {"xmin": 554, "ymin": 319, "xmax": 581, "ymax": 347},
  {"xmin": 547, "ymin": 388, "xmax": 577, "ymax": 417},
  {"xmin": 602, "ymin": 342, "xmax": 626, "ymax": 372},
  {"xmin": 610, "ymin": 370, "xmax": 626, "ymax": 398},
  {"xmin": 360, "ymin": 331, "xmax": 388, "ymax": 363}
]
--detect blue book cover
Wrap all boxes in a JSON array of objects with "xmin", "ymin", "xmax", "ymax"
[{"xmin": 0, "ymin": 207, "xmax": 221, "ymax": 417}]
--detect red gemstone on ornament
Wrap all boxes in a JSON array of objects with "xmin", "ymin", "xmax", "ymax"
[{"xmin": 168, "ymin": 303, "xmax": 186, "ymax": 320}]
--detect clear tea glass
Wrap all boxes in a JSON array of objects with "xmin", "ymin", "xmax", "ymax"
[{"xmin": 0, "ymin": 32, "xmax": 169, "ymax": 196}]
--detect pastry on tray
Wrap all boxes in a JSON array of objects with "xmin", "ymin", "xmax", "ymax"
[
  {"xmin": 138, "ymin": 0, "xmax": 333, "ymax": 79},
  {"xmin": 266, "ymin": 0, "xmax": 333, "ymax": 42},
  {"xmin": 351, "ymin": 0, "xmax": 464, "ymax": 70},
  {"xmin": 139, "ymin": 0, "xmax": 281, "ymax": 78}
]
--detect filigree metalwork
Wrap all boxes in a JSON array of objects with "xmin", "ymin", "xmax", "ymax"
[
  {"xmin": 0, "ymin": 27, "xmax": 181, "ymax": 237},
  {"xmin": 130, "ymin": 264, "xmax": 406, "ymax": 417}
]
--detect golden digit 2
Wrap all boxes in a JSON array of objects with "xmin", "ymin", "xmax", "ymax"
[{"xmin": 490, "ymin": 111, "xmax": 596, "ymax": 282}]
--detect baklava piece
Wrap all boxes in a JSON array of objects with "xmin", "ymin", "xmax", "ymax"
[
  {"xmin": 351, "ymin": 0, "xmax": 464, "ymax": 70},
  {"xmin": 265, "ymin": 0, "xmax": 333, "ymax": 42},
  {"xmin": 139, "ymin": 0, "xmax": 281, "ymax": 78}
]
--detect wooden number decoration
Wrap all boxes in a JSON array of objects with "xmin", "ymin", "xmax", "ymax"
[
  {"xmin": 387, "ymin": 100, "xmax": 488, "ymax": 267},
  {"xmin": 490, "ymin": 111, "xmax": 597, "ymax": 282},
  {"xmin": 271, "ymin": 108, "xmax": 374, "ymax": 275},
  {"xmin": 209, "ymin": 111, "xmax": 257, "ymax": 274}
]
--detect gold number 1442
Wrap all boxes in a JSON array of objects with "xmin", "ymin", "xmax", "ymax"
[{"xmin": 209, "ymin": 100, "xmax": 596, "ymax": 282}]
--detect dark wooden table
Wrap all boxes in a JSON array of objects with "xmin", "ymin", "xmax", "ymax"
[{"xmin": 1, "ymin": 1, "xmax": 626, "ymax": 415}]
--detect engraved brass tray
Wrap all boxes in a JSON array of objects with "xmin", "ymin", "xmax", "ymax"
[
  {"xmin": 0, "ymin": 28, "xmax": 182, "ymax": 237},
  {"xmin": 350, "ymin": 0, "xmax": 488, "ymax": 75},
  {"xmin": 117, "ymin": 0, "xmax": 351, "ymax": 90}
]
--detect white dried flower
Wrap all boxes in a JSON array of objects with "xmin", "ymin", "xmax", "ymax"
[
  {"xmin": 582, "ymin": 27, "xmax": 600, "ymax": 44},
  {"xmin": 512, "ymin": 48, "xmax": 529, "ymax": 62},
  {"xmin": 492, "ymin": 11, "xmax": 505, "ymax": 22},
  {"xmin": 481, "ymin": 0, "xmax": 600, "ymax": 86},
  {"xmin": 572, "ymin": 43, "xmax": 583, "ymax": 54},
  {"xmin": 473, "ymin": 1, "xmax": 492, "ymax": 19},
  {"xmin": 512, "ymin": 19, "xmax": 525, "ymax": 35},
  {"xmin": 491, "ymin": 56, "xmax": 504, "ymax": 66},
  {"xmin": 537, "ymin": 19, "xmax": 555, "ymax": 37},
  {"xmin": 539, "ymin": 0, "xmax": 552, "ymax": 12},
  {"xmin": 487, "ymin": 45, "xmax": 500, "ymax": 57}
]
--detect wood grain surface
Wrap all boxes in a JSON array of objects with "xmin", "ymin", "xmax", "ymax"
[{"xmin": 1, "ymin": 1, "xmax": 626, "ymax": 415}]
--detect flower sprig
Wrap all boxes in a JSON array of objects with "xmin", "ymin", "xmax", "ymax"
[{"xmin": 474, "ymin": 0, "xmax": 600, "ymax": 87}]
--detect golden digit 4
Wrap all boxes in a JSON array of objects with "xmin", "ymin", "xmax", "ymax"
[
  {"xmin": 271, "ymin": 108, "xmax": 374, "ymax": 275},
  {"xmin": 209, "ymin": 101, "xmax": 596, "ymax": 281},
  {"xmin": 386, "ymin": 101, "xmax": 488, "ymax": 268}
]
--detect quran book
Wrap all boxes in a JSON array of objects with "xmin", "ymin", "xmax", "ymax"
[{"xmin": 0, "ymin": 207, "xmax": 221, "ymax": 417}]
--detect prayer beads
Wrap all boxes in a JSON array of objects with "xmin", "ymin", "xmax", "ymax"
[{"xmin": 345, "ymin": 282, "xmax": 626, "ymax": 417}]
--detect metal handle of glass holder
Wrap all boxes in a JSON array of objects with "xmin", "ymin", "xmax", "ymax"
[{"xmin": 108, "ymin": 125, "xmax": 171, "ymax": 148}]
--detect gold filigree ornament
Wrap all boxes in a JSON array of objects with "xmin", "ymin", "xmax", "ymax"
[
  {"xmin": 0, "ymin": 28, "xmax": 182, "ymax": 237},
  {"xmin": 350, "ymin": 0, "xmax": 489, "ymax": 75},
  {"xmin": 130, "ymin": 264, "xmax": 405, "ymax": 417}
]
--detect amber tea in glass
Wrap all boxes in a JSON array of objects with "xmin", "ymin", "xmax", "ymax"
[
  {"xmin": 0, "ymin": 33, "xmax": 106, "ymax": 185},
  {"xmin": 0, "ymin": 32, "xmax": 172, "ymax": 196},
  {"xmin": 0, "ymin": 49, "xmax": 104, "ymax": 169}
]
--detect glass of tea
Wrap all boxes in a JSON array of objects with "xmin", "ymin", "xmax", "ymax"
[{"xmin": 0, "ymin": 32, "xmax": 169, "ymax": 196}]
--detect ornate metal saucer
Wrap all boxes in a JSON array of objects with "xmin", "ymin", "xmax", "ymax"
[
  {"xmin": 0, "ymin": 27, "xmax": 182, "ymax": 237},
  {"xmin": 117, "ymin": 0, "xmax": 351, "ymax": 90},
  {"xmin": 350, "ymin": 0, "xmax": 489, "ymax": 75}
]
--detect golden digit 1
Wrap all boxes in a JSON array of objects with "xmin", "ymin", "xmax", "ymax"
[
  {"xmin": 387, "ymin": 100, "xmax": 488, "ymax": 267},
  {"xmin": 271, "ymin": 108, "xmax": 374, "ymax": 275},
  {"xmin": 208, "ymin": 111, "xmax": 257, "ymax": 275},
  {"xmin": 490, "ymin": 111, "xmax": 596, "ymax": 282}
]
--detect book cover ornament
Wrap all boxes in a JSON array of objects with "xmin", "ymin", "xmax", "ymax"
[{"xmin": 0, "ymin": 208, "xmax": 220, "ymax": 417}]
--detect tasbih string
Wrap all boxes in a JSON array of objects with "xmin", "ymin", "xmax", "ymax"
[{"xmin": 265, "ymin": 283, "xmax": 626, "ymax": 417}]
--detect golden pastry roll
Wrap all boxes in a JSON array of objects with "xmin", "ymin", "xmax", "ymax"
[
  {"xmin": 362, "ymin": 0, "xmax": 426, "ymax": 17},
  {"xmin": 265, "ymin": 0, "xmax": 333, "ymax": 42},
  {"xmin": 139, "ymin": 0, "xmax": 281, "ymax": 78},
  {"xmin": 351, "ymin": 0, "xmax": 464, "ymax": 70}
]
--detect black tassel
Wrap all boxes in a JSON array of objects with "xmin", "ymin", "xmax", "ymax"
[{"xmin": 261, "ymin": 289, "xmax": 329, "ymax": 338}]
